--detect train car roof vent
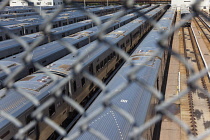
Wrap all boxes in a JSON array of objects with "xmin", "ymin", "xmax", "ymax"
[
  {"xmin": 1, "ymin": 18, "xmax": 15, "ymax": 21},
  {"xmin": 132, "ymin": 57, "xmax": 141, "ymax": 60},
  {"xmin": 81, "ymin": 20, "xmax": 92, "ymax": 23},
  {"xmin": 18, "ymin": 23, "xmax": 30, "ymax": 26},
  {"xmin": 162, "ymin": 17, "xmax": 172, "ymax": 20},
  {"xmin": 58, "ymin": 64, "xmax": 71, "ymax": 71},
  {"xmin": 146, "ymin": 14, "xmax": 151, "ymax": 16},
  {"xmin": 132, "ymin": 19, "xmax": 143, "ymax": 23},
  {"xmin": 128, "ymin": 13, "xmax": 135, "ymax": 16},
  {"xmin": 27, "ymin": 33, "xmax": 43, "ymax": 38},
  {"xmin": 113, "ymin": 20, "xmax": 120, "ymax": 23},
  {"xmin": 46, "ymin": 63, "xmax": 56, "ymax": 69},
  {"xmin": 153, "ymin": 27, "xmax": 169, "ymax": 31},
  {"xmin": 37, "ymin": 76, "xmax": 51, "ymax": 83},
  {"xmin": 0, "ymin": 62, "xmax": 18, "ymax": 72},
  {"xmin": 4, "ymin": 25, "xmax": 19, "ymax": 29},
  {"xmin": 106, "ymin": 30, "xmax": 126, "ymax": 38},
  {"xmin": 20, "ymin": 76, "xmax": 35, "ymax": 81}
]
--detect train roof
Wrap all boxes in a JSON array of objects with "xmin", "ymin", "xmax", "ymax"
[
  {"xmin": 0, "ymin": 61, "xmax": 21, "ymax": 72},
  {"xmin": 0, "ymin": 6, "xmax": 120, "ymax": 27},
  {"xmin": 40, "ymin": 6, "xmax": 165, "ymax": 75},
  {"xmin": 68, "ymin": 7, "xmax": 176, "ymax": 139},
  {"xmin": 45, "ymin": 41, "xmax": 103, "ymax": 75},
  {"xmin": 0, "ymin": 73, "xmax": 62, "ymax": 128}
]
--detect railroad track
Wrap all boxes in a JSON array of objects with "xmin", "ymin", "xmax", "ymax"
[
  {"xmin": 194, "ymin": 16, "xmax": 210, "ymax": 45},
  {"xmin": 181, "ymin": 26, "xmax": 210, "ymax": 138}
]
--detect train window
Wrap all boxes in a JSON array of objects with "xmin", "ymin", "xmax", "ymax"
[
  {"xmin": 29, "ymin": 68, "xmax": 34, "ymax": 74},
  {"xmin": 81, "ymin": 77, "xmax": 85, "ymax": 87},
  {"xmin": 104, "ymin": 58, "xmax": 107, "ymax": 64},
  {"xmin": 113, "ymin": 52, "xmax": 116, "ymax": 57},
  {"xmin": 120, "ymin": 44, "xmax": 125, "ymax": 49},
  {"xmin": 5, "ymin": 35, "xmax": 10, "ymax": 40},
  {"xmin": 89, "ymin": 63, "xmax": 93, "ymax": 75},
  {"xmin": 49, "ymin": 104, "xmax": 55, "ymax": 117},
  {"xmin": 0, "ymin": 36, "xmax": 3, "ymax": 41},
  {"xmin": 36, "ymin": 26, "xmax": 39, "ymax": 32},
  {"xmin": 26, "ymin": 115, "xmax": 35, "ymax": 135},
  {"xmin": 31, "ymin": 30, "xmax": 34, "ymax": 33},
  {"xmin": 107, "ymin": 56, "xmax": 110, "ymax": 61},
  {"xmin": 96, "ymin": 64, "xmax": 100, "ymax": 72},
  {"xmin": 126, "ymin": 39, "xmax": 129, "ymax": 45},
  {"xmin": 73, "ymin": 80, "xmax": 77, "ymax": 92},
  {"xmin": 110, "ymin": 54, "xmax": 113, "ymax": 59},
  {"xmin": 26, "ymin": 29, "xmax": 28, "ymax": 34},
  {"xmin": 63, "ymin": 86, "xmax": 66, "ymax": 95},
  {"xmin": 62, "ymin": 33, "xmax": 65, "ymax": 37},
  {"xmin": 20, "ymin": 31, "xmax": 23, "ymax": 35},
  {"xmin": 100, "ymin": 61, "xmax": 103, "ymax": 68}
]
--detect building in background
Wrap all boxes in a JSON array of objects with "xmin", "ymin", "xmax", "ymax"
[
  {"xmin": 172, "ymin": 0, "xmax": 209, "ymax": 11},
  {"xmin": 10, "ymin": 0, "xmax": 63, "ymax": 6}
]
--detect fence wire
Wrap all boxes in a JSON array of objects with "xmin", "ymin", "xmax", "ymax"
[{"xmin": 0, "ymin": 0, "xmax": 210, "ymax": 140}]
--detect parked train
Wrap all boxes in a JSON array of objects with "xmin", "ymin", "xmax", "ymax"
[
  {"xmin": 181, "ymin": 7, "xmax": 191, "ymax": 27},
  {"xmin": 0, "ymin": 5, "xmax": 97, "ymax": 19},
  {"xmin": 0, "ymin": 6, "xmax": 121, "ymax": 41},
  {"xmin": 0, "ymin": 6, "xmax": 53, "ymax": 14},
  {"xmin": 0, "ymin": 5, "xmax": 101, "ymax": 18},
  {"xmin": 0, "ymin": 5, "xmax": 156, "ymax": 89},
  {"xmin": 0, "ymin": 5, "xmax": 150, "ymax": 59},
  {"xmin": 67, "ymin": 7, "xmax": 176, "ymax": 140},
  {"xmin": 0, "ymin": 5, "xmax": 168, "ymax": 139}
]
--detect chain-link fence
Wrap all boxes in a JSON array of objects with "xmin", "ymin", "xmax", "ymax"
[{"xmin": 0, "ymin": 0, "xmax": 210, "ymax": 140}]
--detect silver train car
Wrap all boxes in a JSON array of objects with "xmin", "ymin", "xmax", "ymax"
[
  {"xmin": 0, "ymin": 6, "xmax": 121, "ymax": 41},
  {"xmin": 181, "ymin": 7, "xmax": 191, "ymax": 27},
  {"xmin": 0, "ymin": 5, "xmax": 156, "ymax": 89},
  {"xmin": 0, "ymin": 9, "xmax": 124, "ymax": 56},
  {"xmin": 0, "ymin": 6, "xmax": 59, "ymax": 14},
  {"xmin": 67, "ymin": 7, "xmax": 176, "ymax": 140},
  {"xmin": 0, "ymin": 5, "xmax": 103, "ymax": 19},
  {"xmin": 0, "ymin": 6, "xmax": 167, "ymax": 139},
  {"xmin": 0, "ymin": 6, "xmax": 83, "ymax": 19}
]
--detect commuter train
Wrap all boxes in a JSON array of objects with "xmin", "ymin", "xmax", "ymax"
[
  {"xmin": 0, "ymin": 7, "xmax": 125, "ymax": 57},
  {"xmin": 181, "ymin": 7, "xmax": 191, "ymax": 27},
  {"xmin": 0, "ymin": 6, "xmax": 121, "ymax": 41},
  {"xmin": 0, "ymin": 6, "xmax": 82, "ymax": 19},
  {"xmin": 0, "ymin": 5, "xmax": 156, "ymax": 89},
  {"xmin": 67, "ymin": 7, "xmax": 176, "ymax": 140},
  {"xmin": 0, "ymin": 6, "xmax": 60, "ymax": 14},
  {"xmin": 0, "ymin": 5, "xmax": 168, "ymax": 139}
]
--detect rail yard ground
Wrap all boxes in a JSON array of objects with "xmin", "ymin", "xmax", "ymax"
[{"xmin": 160, "ymin": 8, "xmax": 210, "ymax": 140}]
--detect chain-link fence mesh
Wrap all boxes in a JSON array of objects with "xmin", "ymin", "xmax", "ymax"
[{"xmin": 0, "ymin": 0, "xmax": 210, "ymax": 139}]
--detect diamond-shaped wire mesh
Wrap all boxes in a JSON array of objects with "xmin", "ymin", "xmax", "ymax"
[{"xmin": 0, "ymin": 0, "xmax": 210, "ymax": 139}]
